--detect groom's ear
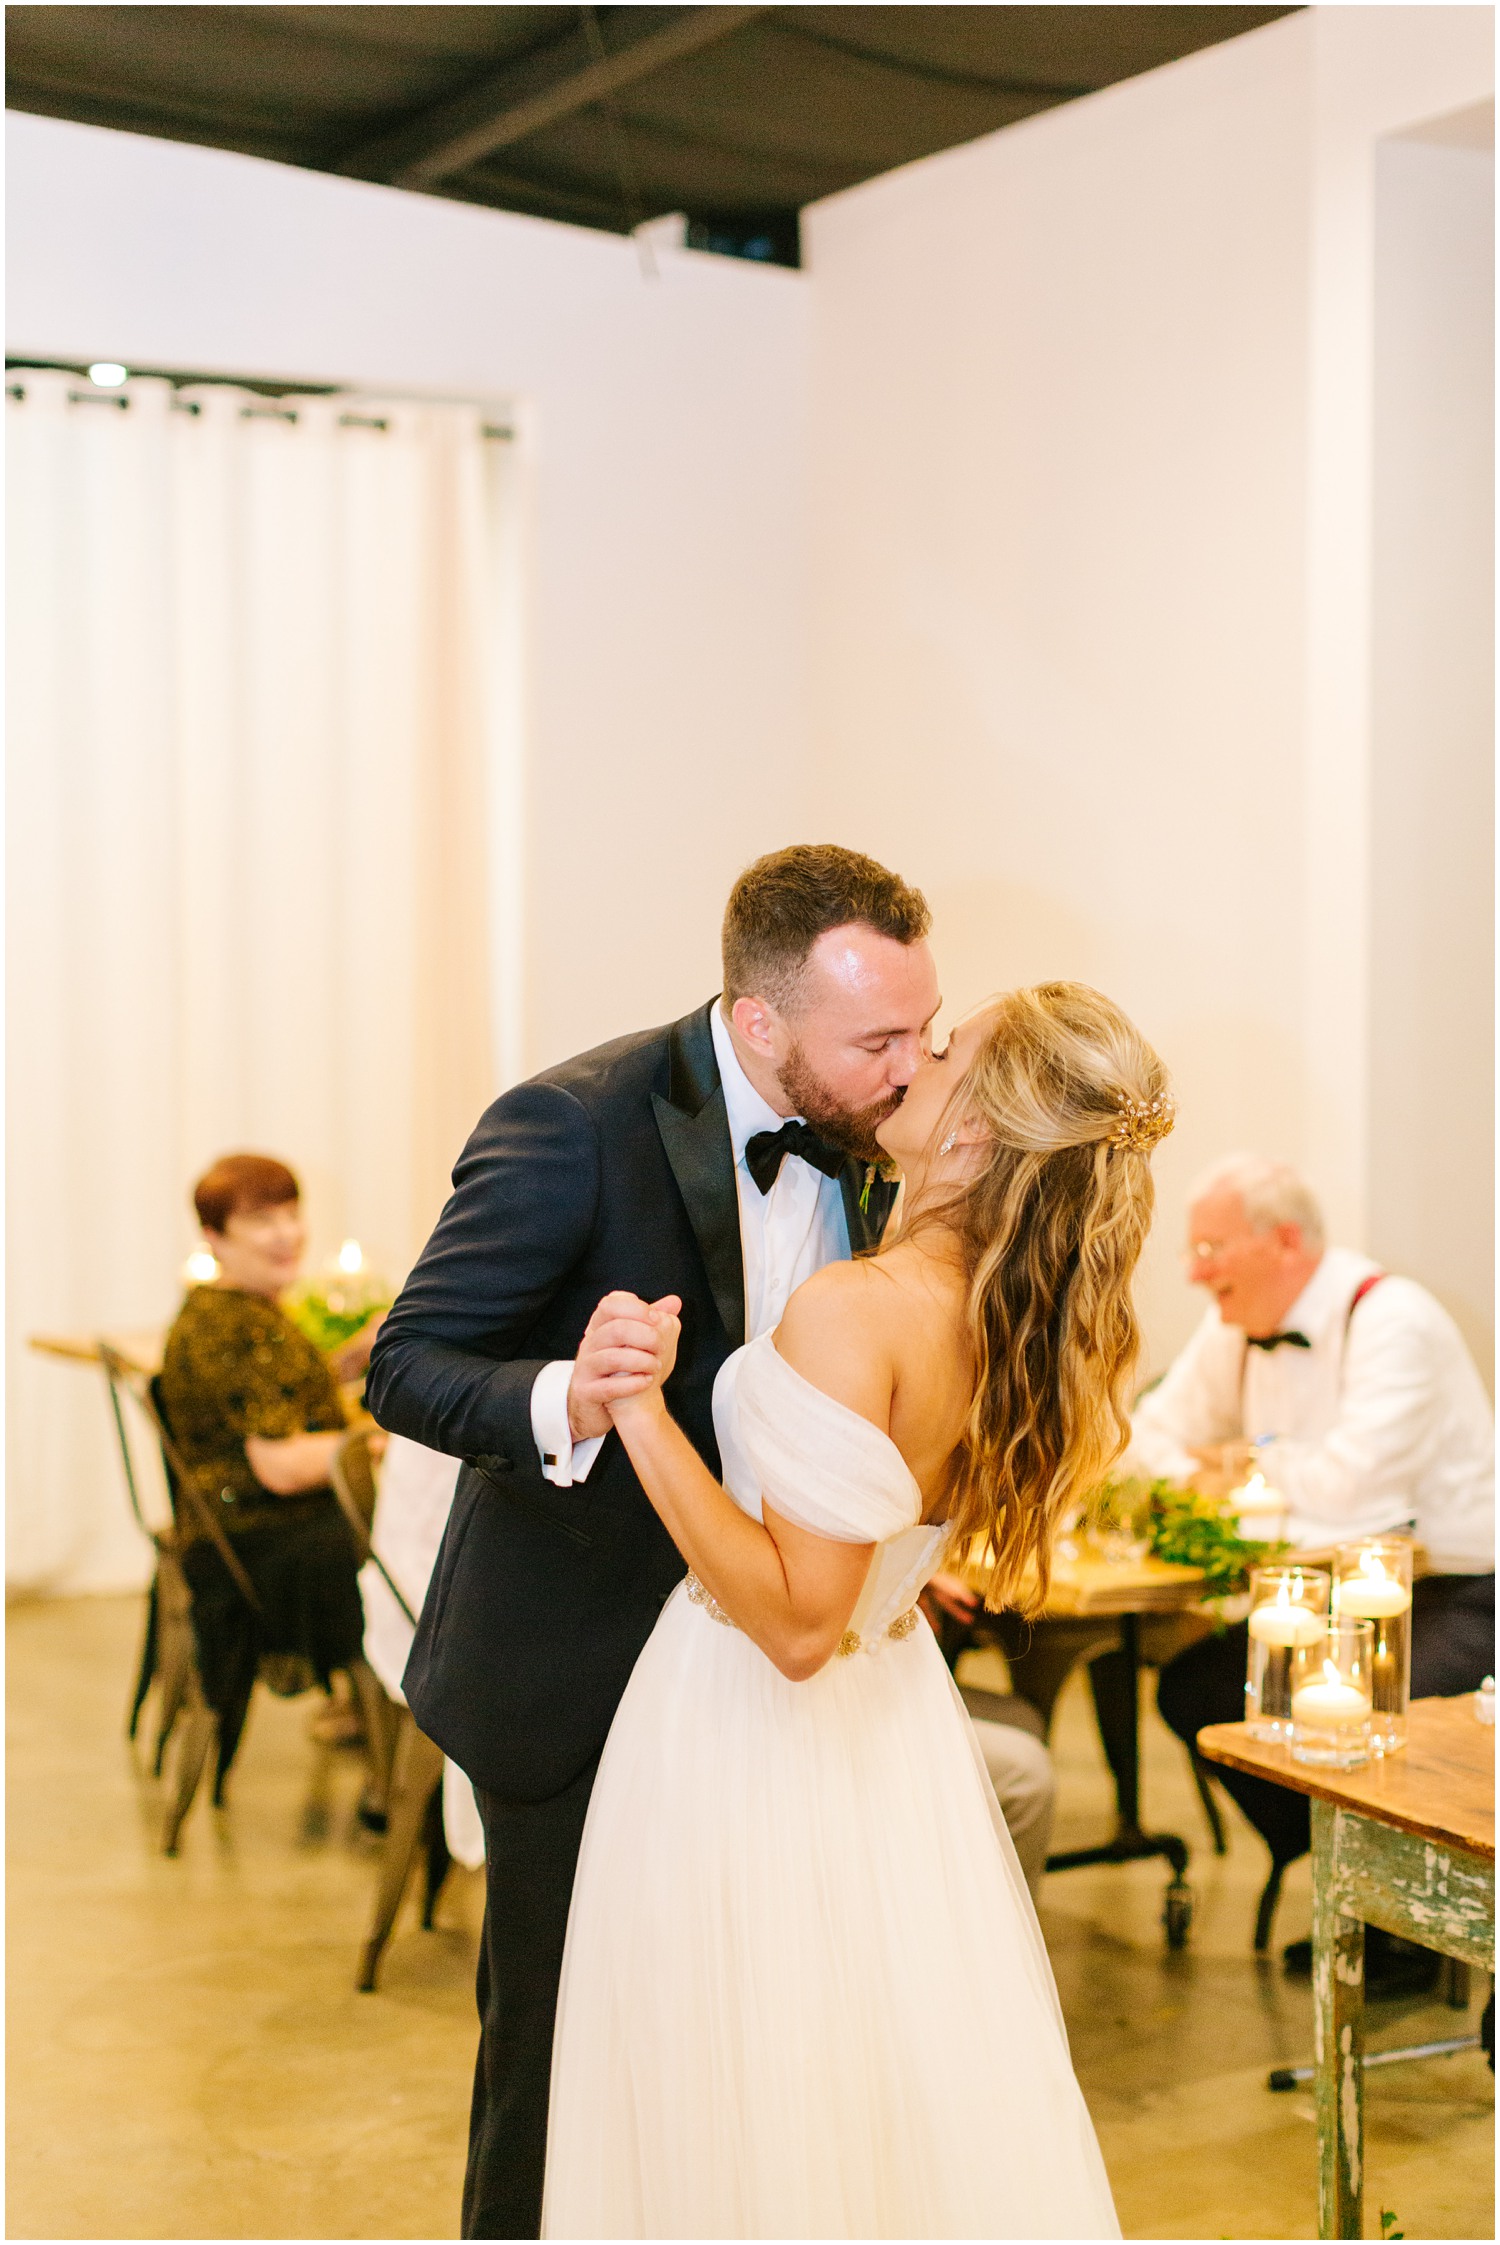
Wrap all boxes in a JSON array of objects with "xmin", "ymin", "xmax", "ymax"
[{"xmin": 730, "ymin": 994, "xmax": 781, "ymax": 1060}]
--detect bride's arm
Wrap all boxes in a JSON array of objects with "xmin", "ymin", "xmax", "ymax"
[{"xmin": 594, "ymin": 1273, "xmax": 890, "ymax": 1681}]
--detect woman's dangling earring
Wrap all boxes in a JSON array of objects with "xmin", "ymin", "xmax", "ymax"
[{"xmin": 939, "ymin": 1130, "xmax": 958, "ymax": 1156}]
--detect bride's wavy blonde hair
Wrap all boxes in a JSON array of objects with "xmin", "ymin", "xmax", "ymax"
[{"xmin": 922, "ymin": 981, "xmax": 1172, "ymax": 1615}]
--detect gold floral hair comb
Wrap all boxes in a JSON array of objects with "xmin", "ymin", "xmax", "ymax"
[{"xmin": 1110, "ymin": 1091, "xmax": 1176, "ymax": 1153}]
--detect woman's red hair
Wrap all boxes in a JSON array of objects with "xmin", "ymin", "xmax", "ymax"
[{"xmin": 193, "ymin": 1153, "xmax": 300, "ymax": 1234}]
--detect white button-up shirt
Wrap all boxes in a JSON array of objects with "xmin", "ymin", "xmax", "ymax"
[
  {"xmin": 531, "ymin": 1004, "xmax": 851, "ymax": 1486},
  {"xmin": 1128, "ymin": 1246, "xmax": 1494, "ymax": 1569}
]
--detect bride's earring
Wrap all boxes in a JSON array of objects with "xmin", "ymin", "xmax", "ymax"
[{"xmin": 939, "ymin": 1131, "xmax": 958, "ymax": 1156}]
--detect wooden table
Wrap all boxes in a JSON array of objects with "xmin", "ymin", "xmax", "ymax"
[
  {"xmin": 1199, "ymin": 1697, "xmax": 1495, "ymax": 2239},
  {"xmin": 953, "ymin": 1548, "xmax": 1209, "ymax": 1938},
  {"xmin": 30, "ymin": 1329, "xmax": 165, "ymax": 1376}
]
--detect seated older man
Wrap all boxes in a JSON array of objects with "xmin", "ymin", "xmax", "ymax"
[{"xmin": 1134, "ymin": 1154, "xmax": 1494, "ymax": 1989}]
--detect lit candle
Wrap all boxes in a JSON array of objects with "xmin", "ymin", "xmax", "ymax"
[
  {"xmin": 1335, "ymin": 1571, "xmax": 1412, "ymax": 1620},
  {"xmin": 1248, "ymin": 1596, "xmax": 1323, "ymax": 1649},
  {"xmin": 1234, "ymin": 1469, "xmax": 1286, "ymax": 1535},
  {"xmin": 1291, "ymin": 1660, "xmax": 1371, "ymax": 1729}
]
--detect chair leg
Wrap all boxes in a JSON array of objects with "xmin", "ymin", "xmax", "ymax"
[
  {"xmin": 1254, "ymin": 1858, "xmax": 1287, "ymax": 1953},
  {"xmin": 420, "ymin": 1785, "xmax": 453, "ymax": 1930},
  {"xmin": 163, "ymin": 1680, "xmax": 218, "ymax": 1856},
  {"xmin": 151, "ymin": 1551, "xmax": 197, "ymax": 1774},
  {"xmin": 1189, "ymin": 1749, "xmax": 1228, "ymax": 1856},
  {"xmin": 346, "ymin": 1657, "xmax": 395, "ymax": 1816},
  {"xmin": 152, "ymin": 1613, "xmax": 195, "ymax": 1775},
  {"xmin": 357, "ymin": 1713, "xmax": 445, "ymax": 1992},
  {"xmin": 128, "ymin": 1579, "xmax": 159, "ymax": 1740}
]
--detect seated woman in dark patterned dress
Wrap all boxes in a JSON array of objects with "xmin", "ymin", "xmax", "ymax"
[{"xmin": 159, "ymin": 1153, "xmax": 389, "ymax": 1817}]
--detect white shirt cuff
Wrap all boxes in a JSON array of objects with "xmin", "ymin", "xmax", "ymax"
[{"xmin": 530, "ymin": 1359, "xmax": 604, "ymax": 1486}]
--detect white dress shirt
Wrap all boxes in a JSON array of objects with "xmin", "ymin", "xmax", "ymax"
[
  {"xmin": 1127, "ymin": 1246, "xmax": 1494, "ymax": 1569},
  {"xmin": 531, "ymin": 1004, "xmax": 851, "ymax": 1486}
]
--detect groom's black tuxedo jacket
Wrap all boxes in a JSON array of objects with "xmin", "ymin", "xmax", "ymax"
[{"xmin": 366, "ymin": 999, "xmax": 897, "ymax": 1803}]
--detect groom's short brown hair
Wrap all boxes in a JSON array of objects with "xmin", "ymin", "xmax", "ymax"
[{"xmin": 722, "ymin": 844, "xmax": 930, "ymax": 1015}]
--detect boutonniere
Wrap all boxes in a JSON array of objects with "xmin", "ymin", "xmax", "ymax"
[{"xmin": 858, "ymin": 1161, "xmax": 898, "ymax": 1215}]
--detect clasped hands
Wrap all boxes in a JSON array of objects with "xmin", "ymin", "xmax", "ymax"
[{"xmin": 566, "ymin": 1291, "xmax": 683, "ymax": 1441}]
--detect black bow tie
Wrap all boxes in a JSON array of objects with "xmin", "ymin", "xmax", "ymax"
[
  {"xmin": 1246, "ymin": 1329, "xmax": 1312, "ymax": 1351},
  {"xmin": 745, "ymin": 1120, "xmax": 845, "ymax": 1196}
]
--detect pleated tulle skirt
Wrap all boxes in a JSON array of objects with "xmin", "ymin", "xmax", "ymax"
[{"xmin": 541, "ymin": 1584, "xmax": 1120, "ymax": 2240}]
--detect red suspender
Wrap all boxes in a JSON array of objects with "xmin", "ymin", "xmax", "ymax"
[
  {"xmin": 1346, "ymin": 1272, "xmax": 1388, "ymax": 1325},
  {"xmin": 1241, "ymin": 1271, "xmax": 1389, "ymax": 1423}
]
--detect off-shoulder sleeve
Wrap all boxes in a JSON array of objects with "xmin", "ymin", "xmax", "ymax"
[{"xmin": 734, "ymin": 1334, "xmax": 921, "ymax": 1545}]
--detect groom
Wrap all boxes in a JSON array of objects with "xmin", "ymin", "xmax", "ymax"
[{"xmin": 366, "ymin": 843, "xmax": 937, "ymax": 2239}]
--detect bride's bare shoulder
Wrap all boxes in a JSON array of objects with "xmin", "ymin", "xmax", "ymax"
[{"xmin": 772, "ymin": 1260, "xmax": 896, "ymax": 1430}]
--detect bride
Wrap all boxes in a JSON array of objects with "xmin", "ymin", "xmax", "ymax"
[{"xmin": 541, "ymin": 981, "xmax": 1172, "ymax": 2240}]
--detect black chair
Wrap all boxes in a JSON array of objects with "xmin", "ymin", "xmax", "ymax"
[
  {"xmin": 100, "ymin": 1345, "xmax": 266, "ymax": 1848},
  {"xmin": 356, "ymin": 1714, "xmax": 450, "ymax": 1991},
  {"xmin": 338, "ymin": 1434, "xmax": 457, "ymax": 1992},
  {"xmin": 100, "ymin": 1346, "xmax": 392, "ymax": 1852},
  {"xmin": 99, "ymin": 1347, "xmax": 219, "ymax": 1772}
]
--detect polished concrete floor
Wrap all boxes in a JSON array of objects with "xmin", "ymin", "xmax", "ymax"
[{"xmin": 7, "ymin": 1593, "xmax": 1493, "ymax": 2241}]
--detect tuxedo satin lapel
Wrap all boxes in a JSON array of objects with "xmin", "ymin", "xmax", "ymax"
[
  {"xmin": 653, "ymin": 1002, "xmax": 745, "ymax": 1349},
  {"xmin": 840, "ymin": 1164, "xmax": 900, "ymax": 1257}
]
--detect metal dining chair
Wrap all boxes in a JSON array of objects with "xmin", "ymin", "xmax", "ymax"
[
  {"xmin": 99, "ymin": 1345, "xmax": 256, "ymax": 1850},
  {"xmin": 339, "ymin": 1431, "xmax": 458, "ymax": 1991}
]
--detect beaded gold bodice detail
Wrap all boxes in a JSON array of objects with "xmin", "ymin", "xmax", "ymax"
[{"xmin": 685, "ymin": 1569, "xmax": 923, "ymax": 1656}]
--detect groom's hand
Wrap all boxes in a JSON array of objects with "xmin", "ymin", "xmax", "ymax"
[{"xmin": 569, "ymin": 1292, "xmax": 682, "ymax": 1439}]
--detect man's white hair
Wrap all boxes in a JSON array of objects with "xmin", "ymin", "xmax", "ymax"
[{"xmin": 1188, "ymin": 1153, "xmax": 1326, "ymax": 1251}]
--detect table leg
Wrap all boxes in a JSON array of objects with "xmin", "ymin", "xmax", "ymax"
[
  {"xmin": 1312, "ymin": 1799, "xmax": 1365, "ymax": 2240},
  {"xmin": 1088, "ymin": 1615, "xmax": 1141, "ymax": 1829}
]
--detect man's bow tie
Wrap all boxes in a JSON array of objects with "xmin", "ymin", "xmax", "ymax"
[
  {"xmin": 1246, "ymin": 1329, "xmax": 1312, "ymax": 1351},
  {"xmin": 745, "ymin": 1120, "xmax": 845, "ymax": 1196}
]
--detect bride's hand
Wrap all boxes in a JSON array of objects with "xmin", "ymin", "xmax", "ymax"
[
  {"xmin": 608, "ymin": 1293, "xmax": 682, "ymax": 1427},
  {"xmin": 576, "ymin": 1291, "xmax": 682, "ymax": 1426}
]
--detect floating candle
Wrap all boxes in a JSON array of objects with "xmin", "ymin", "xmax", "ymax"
[
  {"xmin": 1248, "ymin": 1599, "xmax": 1324, "ymax": 1648},
  {"xmin": 1291, "ymin": 1667, "xmax": 1371, "ymax": 1729},
  {"xmin": 1335, "ymin": 1575, "xmax": 1412, "ymax": 1620}
]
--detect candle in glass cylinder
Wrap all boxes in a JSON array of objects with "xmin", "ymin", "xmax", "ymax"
[
  {"xmin": 1248, "ymin": 1599, "xmax": 1324, "ymax": 1648},
  {"xmin": 1244, "ymin": 1568, "xmax": 1330, "ymax": 1738},
  {"xmin": 1291, "ymin": 1670, "xmax": 1371, "ymax": 1726},
  {"xmin": 1291, "ymin": 1649, "xmax": 1373, "ymax": 1767},
  {"xmin": 1334, "ymin": 1542, "xmax": 1414, "ymax": 1753},
  {"xmin": 1335, "ymin": 1575, "xmax": 1411, "ymax": 1620}
]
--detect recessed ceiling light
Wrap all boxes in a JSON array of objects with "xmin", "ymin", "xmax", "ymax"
[{"xmin": 88, "ymin": 362, "xmax": 128, "ymax": 387}]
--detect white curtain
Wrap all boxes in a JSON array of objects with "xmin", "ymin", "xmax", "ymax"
[{"xmin": 8, "ymin": 371, "xmax": 520, "ymax": 1594}]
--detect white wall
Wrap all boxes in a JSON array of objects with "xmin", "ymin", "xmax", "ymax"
[
  {"xmin": 1368, "ymin": 122, "xmax": 1494, "ymax": 1375},
  {"xmin": 803, "ymin": 6, "xmax": 1494, "ymax": 1373},
  {"xmin": 7, "ymin": 111, "xmax": 813, "ymax": 1079},
  {"xmin": 7, "ymin": 113, "xmax": 812, "ymax": 1592},
  {"xmin": 802, "ymin": 15, "xmax": 1313, "ymax": 1369},
  {"xmin": 1300, "ymin": 9, "xmax": 1495, "ymax": 1262}
]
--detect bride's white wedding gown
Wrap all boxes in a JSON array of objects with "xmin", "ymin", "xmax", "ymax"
[{"xmin": 541, "ymin": 1332, "xmax": 1121, "ymax": 2240}]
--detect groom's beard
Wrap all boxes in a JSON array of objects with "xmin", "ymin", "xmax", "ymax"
[{"xmin": 778, "ymin": 1043, "xmax": 902, "ymax": 1165}]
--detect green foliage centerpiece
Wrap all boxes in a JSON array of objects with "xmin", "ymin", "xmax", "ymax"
[
  {"xmin": 284, "ymin": 1239, "xmax": 392, "ymax": 1356},
  {"xmin": 1086, "ymin": 1476, "xmax": 1287, "ymax": 1601}
]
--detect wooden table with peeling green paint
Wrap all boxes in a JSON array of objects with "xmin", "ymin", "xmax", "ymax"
[{"xmin": 1198, "ymin": 1695, "xmax": 1495, "ymax": 2241}]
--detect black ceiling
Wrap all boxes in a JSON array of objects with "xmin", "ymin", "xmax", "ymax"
[{"xmin": 6, "ymin": 4, "xmax": 1299, "ymax": 266}]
